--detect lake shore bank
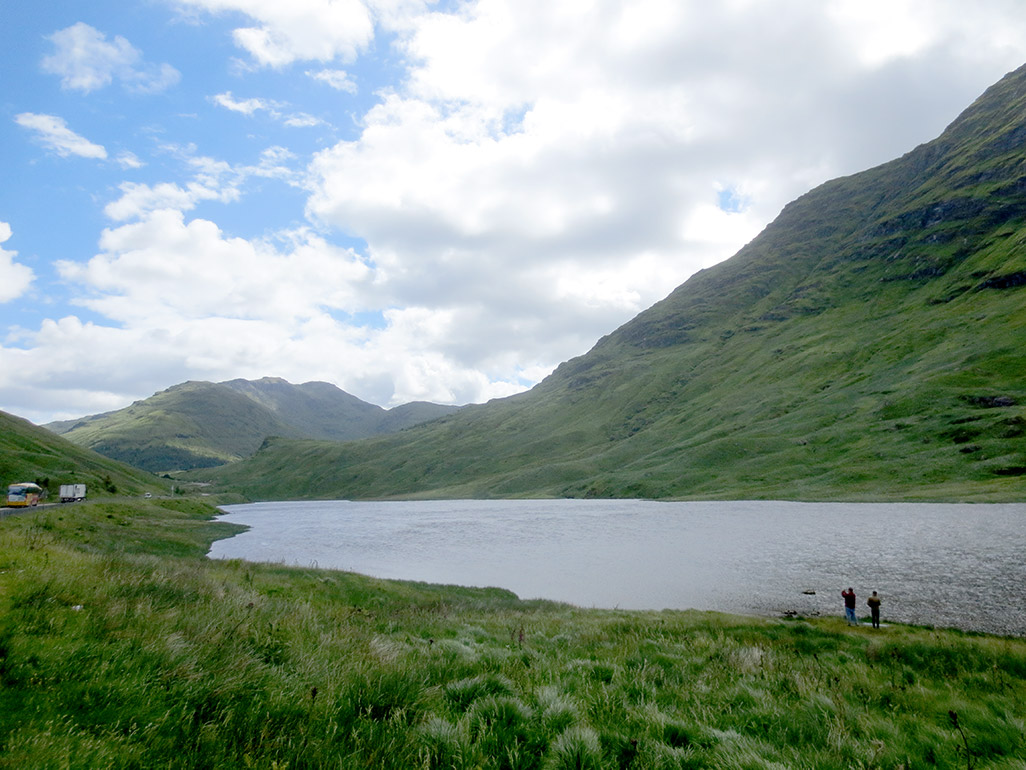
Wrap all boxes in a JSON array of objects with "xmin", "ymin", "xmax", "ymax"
[{"xmin": 211, "ymin": 498, "xmax": 1026, "ymax": 638}]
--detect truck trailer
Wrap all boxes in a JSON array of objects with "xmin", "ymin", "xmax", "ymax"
[{"xmin": 59, "ymin": 484, "xmax": 87, "ymax": 503}]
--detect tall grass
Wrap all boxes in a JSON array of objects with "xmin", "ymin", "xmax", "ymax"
[{"xmin": 2, "ymin": 499, "xmax": 1025, "ymax": 768}]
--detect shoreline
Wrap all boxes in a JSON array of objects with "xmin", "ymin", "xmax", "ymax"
[{"xmin": 210, "ymin": 498, "xmax": 1026, "ymax": 639}]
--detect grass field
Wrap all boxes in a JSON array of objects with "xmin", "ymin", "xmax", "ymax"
[{"xmin": 1, "ymin": 498, "xmax": 1025, "ymax": 768}]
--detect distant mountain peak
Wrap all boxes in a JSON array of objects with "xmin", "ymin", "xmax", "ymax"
[{"xmin": 45, "ymin": 376, "xmax": 461, "ymax": 473}]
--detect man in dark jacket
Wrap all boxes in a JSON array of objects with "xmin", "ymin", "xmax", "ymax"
[{"xmin": 867, "ymin": 590, "xmax": 882, "ymax": 628}]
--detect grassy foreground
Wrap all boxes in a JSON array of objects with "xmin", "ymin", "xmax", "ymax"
[{"xmin": 1, "ymin": 500, "xmax": 1025, "ymax": 769}]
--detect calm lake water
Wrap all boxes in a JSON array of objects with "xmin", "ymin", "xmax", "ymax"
[{"xmin": 210, "ymin": 499, "xmax": 1026, "ymax": 636}]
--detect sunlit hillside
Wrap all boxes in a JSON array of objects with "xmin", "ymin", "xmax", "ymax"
[
  {"xmin": 200, "ymin": 65, "xmax": 1026, "ymax": 502},
  {"xmin": 0, "ymin": 409, "xmax": 165, "ymax": 499}
]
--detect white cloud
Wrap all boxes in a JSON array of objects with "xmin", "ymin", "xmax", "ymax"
[
  {"xmin": 14, "ymin": 113, "xmax": 108, "ymax": 159},
  {"xmin": 103, "ymin": 144, "xmax": 304, "ymax": 223},
  {"xmin": 175, "ymin": 0, "xmax": 375, "ymax": 66},
  {"xmin": 251, "ymin": 146, "xmax": 303, "ymax": 181},
  {"xmin": 283, "ymin": 113, "xmax": 325, "ymax": 128},
  {"xmin": 104, "ymin": 181, "xmax": 230, "ymax": 222},
  {"xmin": 826, "ymin": 0, "xmax": 936, "ymax": 66},
  {"xmin": 0, "ymin": 223, "xmax": 35, "ymax": 303},
  {"xmin": 306, "ymin": 7, "xmax": 824, "ymax": 371},
  {"xmin": 212, "ymin": 91, "xmax": 277, "ymax": 115},
  {"xmin": 41, "ymin": 22, "xmax": 180, "ymax": 93},
  {"xmin": 20, "ymin": 207, "xmax": 527, "ymax": 412},
  {"xmin": 212, "ymin": 91, "xmax": 326, "ymax": 127},
  {"xmin": 116, "ymin": 151, "xmax": 145, "ymax": 169},
  {"xmin": 307, "ymin": 68, "xmax": 358, "ymax": 93},
  {"xmin": 309, "ymin": 0, "xmax": 1026, "ymax": 286},
  {"xmin": 59, "ymin": 211, "xmax": 372, "ymax": 324}
]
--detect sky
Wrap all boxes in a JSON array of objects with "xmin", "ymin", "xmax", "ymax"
[{"xmin": 3, "ymin": 1, "xmax": 1026, "ymax": 425}]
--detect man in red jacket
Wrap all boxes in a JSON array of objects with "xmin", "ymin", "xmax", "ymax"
[{"xmin": 841, "ymin": 587, "xmax": 858, "ymax": 625}]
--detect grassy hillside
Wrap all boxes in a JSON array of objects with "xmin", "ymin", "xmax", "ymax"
[
  {"xmin": 47, "ymin": 381, "xmax": 303, "ymax": 473},
  {"xmin": 47, "ymin": 378, "xmax": 460, "ymax": 474},
  {"xmin": 198, "ymin": 65, "xmax": 1026, "ymax": 502},
  {"xmin": 0, "ymin": 409, "xmax": 165, "ymax": 499},
  {"xmin": 2, "ymin": 498, "xmax": 1025, "ymax": 767},
  {"xmin": 220, "ymin": 377, "xmax": 394, "ymax": 439},
  {"xmin": 221, "ymin": 378, "xmax": 461, "ymax": 438}
]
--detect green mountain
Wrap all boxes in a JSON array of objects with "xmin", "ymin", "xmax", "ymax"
[
  {"xmin": 46, "ymin": 378, "xmax": 460, "ymax": 473},
  {"xmin": 203, "ymin": 64, "xmax": 1026, "ymax": 502},
  {"xmin": 1, "ymin": 409, "xmax": 165, "ymax": 499}
]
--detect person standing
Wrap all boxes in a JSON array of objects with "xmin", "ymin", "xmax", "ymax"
[
  {"xmin": 841, "ymin": 587, "xmax": 858, "ymax": 625},
  {"xmin": 867, "ymin": 591, "xmax": 882, "ymax": 628}
]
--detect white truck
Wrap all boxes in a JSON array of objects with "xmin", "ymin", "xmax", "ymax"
[{"xmin": 59, "ymin": 484, "xmax": 87, "ymax": 503}]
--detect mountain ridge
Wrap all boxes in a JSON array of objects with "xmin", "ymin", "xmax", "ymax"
[
  {"xmin": 193, "ymin": 63, "xmax": 1026, "ymax": 502},
  {"xmin": 46, "ymin": 378, "xmax": 461, "ymax": 473}
]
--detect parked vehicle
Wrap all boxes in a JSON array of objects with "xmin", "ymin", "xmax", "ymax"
[
  {"xmin": 59, "ymin": 484, "xmax": 87, "ymax": 503},
  {"xmin": 6, "ymin": 482, "xmax": 42, "ymax": 507}
]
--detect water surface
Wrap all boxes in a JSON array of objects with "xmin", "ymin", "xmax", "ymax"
[{"xmin": 210, "ymin": 499, "xmax": 1026, "ymax": 636}]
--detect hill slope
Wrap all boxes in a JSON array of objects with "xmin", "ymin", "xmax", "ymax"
[
  {"xmin": 1, "ymin": 409, "xmax": 165, "ymax": 499},
  {"xmin": 202, "ymin": 64, "xmax": 1026, "ymax": 502},
  {"xmin": 47, "ymin": 378, "xmax": 460, "ymax": 473}
]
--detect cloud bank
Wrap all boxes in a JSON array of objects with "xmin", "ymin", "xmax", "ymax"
[{"xmin": 4, "ymin": 0, "xmax": 1026, "ymax": 424}]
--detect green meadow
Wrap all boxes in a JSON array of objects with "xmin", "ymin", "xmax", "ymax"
[{"xmin": 1, "ymin": 498, "xmax": 1024, "ymax": 768}]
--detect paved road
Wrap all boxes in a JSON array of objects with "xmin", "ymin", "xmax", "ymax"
[{"xmin": 0, "ymin": 501, "xmax": 63, "ymax": 519}]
